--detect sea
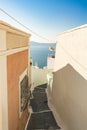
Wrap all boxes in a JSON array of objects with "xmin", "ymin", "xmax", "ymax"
[{"xmin": 30, "ymin": 41, "xmax": 56, "ymax": 68}]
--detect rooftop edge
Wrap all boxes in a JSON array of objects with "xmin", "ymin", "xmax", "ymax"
[{"xmin": 0, "ymin": 20, "xmax": 31, "ymax": 37}]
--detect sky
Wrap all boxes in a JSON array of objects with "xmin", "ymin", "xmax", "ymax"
[{"xmin": 0, "ymin": 0, "xmax": 87, "ymax": 43}]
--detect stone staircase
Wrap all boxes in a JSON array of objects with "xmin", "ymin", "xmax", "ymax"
[{"xmin": 26, "ymin": 84, "xmax": 60, "ymax": 130}]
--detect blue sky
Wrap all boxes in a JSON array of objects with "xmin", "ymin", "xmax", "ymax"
[{"xmin": 0, "ymin": 0, "xmax": 87, "ymax": 42}]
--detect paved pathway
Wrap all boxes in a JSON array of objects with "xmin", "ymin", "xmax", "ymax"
[{"xmin": 27, "ymin": 84, "xmax": 60, "ymax": 130}]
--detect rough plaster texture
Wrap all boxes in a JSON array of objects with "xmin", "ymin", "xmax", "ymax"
[
  {"xmin": 7, "ymin": 50, "xmax": 28, "ymax": 130},
  {"xmin": 52, "ymin": 25, "xmax": 87, "ymax": 130},
  {"xmin": 0, "ymin": 21, "xmax": 31, "ymax": 130}
]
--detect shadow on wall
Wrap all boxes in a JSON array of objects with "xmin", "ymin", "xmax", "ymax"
[{"xmin": 52, "ymin": 64, "xmax": 87, "ymax": 130}]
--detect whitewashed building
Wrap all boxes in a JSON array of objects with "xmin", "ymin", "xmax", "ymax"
[{"xmin": 51, "ymin": 24, "xmax": 87, "ymax": 130}]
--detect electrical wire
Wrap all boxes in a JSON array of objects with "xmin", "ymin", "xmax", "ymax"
[
  {"xmin": 60, "ymin": 45, "xmax": 87, "ymax": 71},
  {"xmin": 0, "ymin": 8, "xmax": 53, "ymax": 42},
  {"xmin": 0, "ymin": 8, "xmax": 87, "ymax": 71}
]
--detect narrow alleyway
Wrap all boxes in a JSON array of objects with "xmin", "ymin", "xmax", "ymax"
[{"xmin": 26, "ymin": 84, "xmax": 61, "ymax": 130}]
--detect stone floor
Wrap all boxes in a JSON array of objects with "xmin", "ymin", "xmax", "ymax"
[{"xmin": 26, "ymin": 84, "xmax": 61, "ymax": 130}]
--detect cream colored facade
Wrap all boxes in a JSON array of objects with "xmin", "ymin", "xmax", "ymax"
[
  {"xmin": 0, "ymin": 21, "xmax": 31, "ymax": 130},
  {"xmin": 52, "ymin": 25, "xmax": 87, "ymax": 130},
  {"xmin": 0, "ymin": 21, "xmax": 29, "ymax": 50},
  {"xmin": 0, "ymin": 56, "xmax": 8, "ymax": 130}
]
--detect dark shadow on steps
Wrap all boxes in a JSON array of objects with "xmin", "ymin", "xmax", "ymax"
[
  {"xmin": 36, "ymin": 84, "xmax": 47, "ymax": 89},
  {"xmin": 27, "ymin": 84, "xmax": 61, "ymax": 130},
  {"xmin": 30, "ymin": 84, "xmax": 49, "ymax": 112},
  {"xmin": 27, "ymin": 111, "xmax": 60, "ymax": 130},
  {"xmin": 30, "ymin": 98, "xmax": 49, "ymax": 112}
]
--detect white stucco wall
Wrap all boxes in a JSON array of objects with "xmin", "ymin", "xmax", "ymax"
[
  {"xmin": 31, "ymin": 66, "xmax": 52, "ymax": 89},
  {"xmin": 54, "ymin": 25, "xmax": 87, "ymax": 79},
  {"xmin": 47, "ymin": 57, "xmax": 55, "ymax": 69},
  {"xmin": 52, "ymin": 25, "xmax": 87, "ymax": 130}
]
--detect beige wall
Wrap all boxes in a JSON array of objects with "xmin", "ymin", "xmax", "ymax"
[
  {"xmin": 7, "ymin": 32, "xmax": 29, "ymax": 49},
  {"xmin": 0, "ymin": 21, "xmax": 31, "ymax": 130},
  {"xmin": 0, "ymin": 56, "xmax": 8, "ymax": 130},
  {"xmin": 0, "ymin": 72, "xmax": 2, "ymax": 130},
  {"xmin": 0, "ymin": 21, "xmax": 30, "ymax": 50},
  {"xmin": 0, "ymin": 29, "xmax": 6, "ymax": 50},
  {"xmin": 52, "ymin": 25, "xmax": 87, "ymax": 130}
]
